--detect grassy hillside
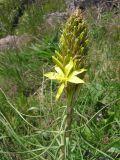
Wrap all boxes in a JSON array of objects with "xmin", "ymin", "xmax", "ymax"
[
  {"xmin": 0, "ymin": 1, "xmax": 120, "ymax": 159},
  {"xmin": 0, "ymin": 0, "xmax": 66, "ymax": 37}
]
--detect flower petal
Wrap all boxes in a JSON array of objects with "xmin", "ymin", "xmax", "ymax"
[
  {"xmin": 56, "ymin": 83, "xmax": 65, "ymax": 100},
  {"xmin": 44, "ymin": 72, "xmax": 58, "ymax": 80},
  {"xmin": 65, "ymin": 59, "xmax": 74, "ymax": 76},
  {"xmin": 68, "ymin": 75, "xmax": 85, "ymax": 84},
  {"xmin": 72, "ymin": 68, "xmax": 87, "ymax": 76},
  {"xmin": 55, "ymin": 66, "xmax": 64, "ymax": 75},
  {"xmin": 55, "ymin": 50, "xmax": 63, "ymax": 62}
]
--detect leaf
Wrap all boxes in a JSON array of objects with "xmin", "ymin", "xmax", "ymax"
[
  {"xmin": 68, "ymin": 75, "xmax": 85, "ymax": 84},
  {"xmin": 56, "ymin": 83, "xmax": 65, "ymax": 100},
  {"xmin": 27, "ymin": 107, "xmax": 40, "ymax": 111}
]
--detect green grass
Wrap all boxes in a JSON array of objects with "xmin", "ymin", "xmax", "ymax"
[
  {"xmin": 0, "ymin": 0, "xmax": 66, "ymax": 37},
  {"xmin": 0, "ymin": 2, "xmax": 120, "ymax": 160}
]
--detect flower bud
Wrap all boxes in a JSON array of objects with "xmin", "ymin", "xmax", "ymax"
[{"xmin": 59, "ymin": 9, "xmax": 88, "ymax": 69}]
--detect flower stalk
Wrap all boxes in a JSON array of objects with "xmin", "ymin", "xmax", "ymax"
[{"xmin": 45, "ymin": 8, "xmax": 88, "ymax": 159}]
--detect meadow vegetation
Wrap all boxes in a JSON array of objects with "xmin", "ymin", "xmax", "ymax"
[{"xmin": 0, "ymin": 0, "xmax": 120, "ymax": 159}]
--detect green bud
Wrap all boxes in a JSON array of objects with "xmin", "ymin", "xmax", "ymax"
[
  {"xmin": 58, "ymin": 9, "xmax": 88, "ymax": 69},
  {"xmin": 80, "ymin": 47, "xmax": 84, "ymax": 54}
]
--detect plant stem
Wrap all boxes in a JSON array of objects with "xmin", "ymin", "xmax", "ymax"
[
  {"xmin": 60, "ymin": 87, "xmax": 74, "ymax": 159},
  {"xmin": 65, "ymin": 105, "xmax": 73, "ymax": 138}
]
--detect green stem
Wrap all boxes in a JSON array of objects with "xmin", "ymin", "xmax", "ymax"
[{"xmin": 60, "ymin": 86, "xmax": 74, "ymax": 160}]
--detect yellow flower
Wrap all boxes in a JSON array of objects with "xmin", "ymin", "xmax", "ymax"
[{"xmin": 44, "ymin": 59, "xmax": 86, "ymax": 100}]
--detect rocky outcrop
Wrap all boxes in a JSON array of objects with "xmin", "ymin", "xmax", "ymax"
[
  {"xmin": 0, "ymin": 34, "xmax": 31, "ymax": 50},
  {"xmin": 44, "ymin": 12, "xmax": 68, "ymax": 27},
  {"xmin": 67, "ymin": 0, "xmax": 119, "ymax": 13}
]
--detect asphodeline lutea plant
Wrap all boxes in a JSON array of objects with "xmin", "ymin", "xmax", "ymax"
[
  {"xmin": 45, "ymin": 8, "xmax": 88, "ymax": 159},
  {"xmin": 45, "ymin": 8, "xmax": 88, "ymax": 100}
]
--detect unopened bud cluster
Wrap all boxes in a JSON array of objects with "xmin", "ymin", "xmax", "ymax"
[{"xmin": 59, "ymin": 9, "xmax": 88, "ymax": 69}]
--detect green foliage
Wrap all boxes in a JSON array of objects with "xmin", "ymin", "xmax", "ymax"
[
  {"xmin": 0, "ymin": 0, "xmax": 66, "ymax": 37},
  {"xmin": 0, "ymin": 0, "xmax": 20, "ymax": 37}
]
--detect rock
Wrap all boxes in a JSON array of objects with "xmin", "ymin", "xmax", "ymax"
[
  {"xmin": 44, "ymin": 12, "xmax": 68, "ymax": 27},
  {"xmin": 67, "ymin": 0, "xmax": 76, "ymax": 15},
  {"xmin": 67, "ymin": 0, "xmax": 120, "ymax": 13},
  {"xmin": 0, "ymin": 35, "xmax": 17, "ymax": 50},
  {"xmin": 0, "ymin": 34, "xmax": 31, "ymax": 50},
  {"xmin": 16, "ymin": 34, "xmax": 31, "ymax": 47}
]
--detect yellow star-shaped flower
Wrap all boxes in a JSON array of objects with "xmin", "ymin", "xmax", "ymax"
[{"xmin": 44, "ymin": 59, "xmax": 86, "ymax": 100}]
